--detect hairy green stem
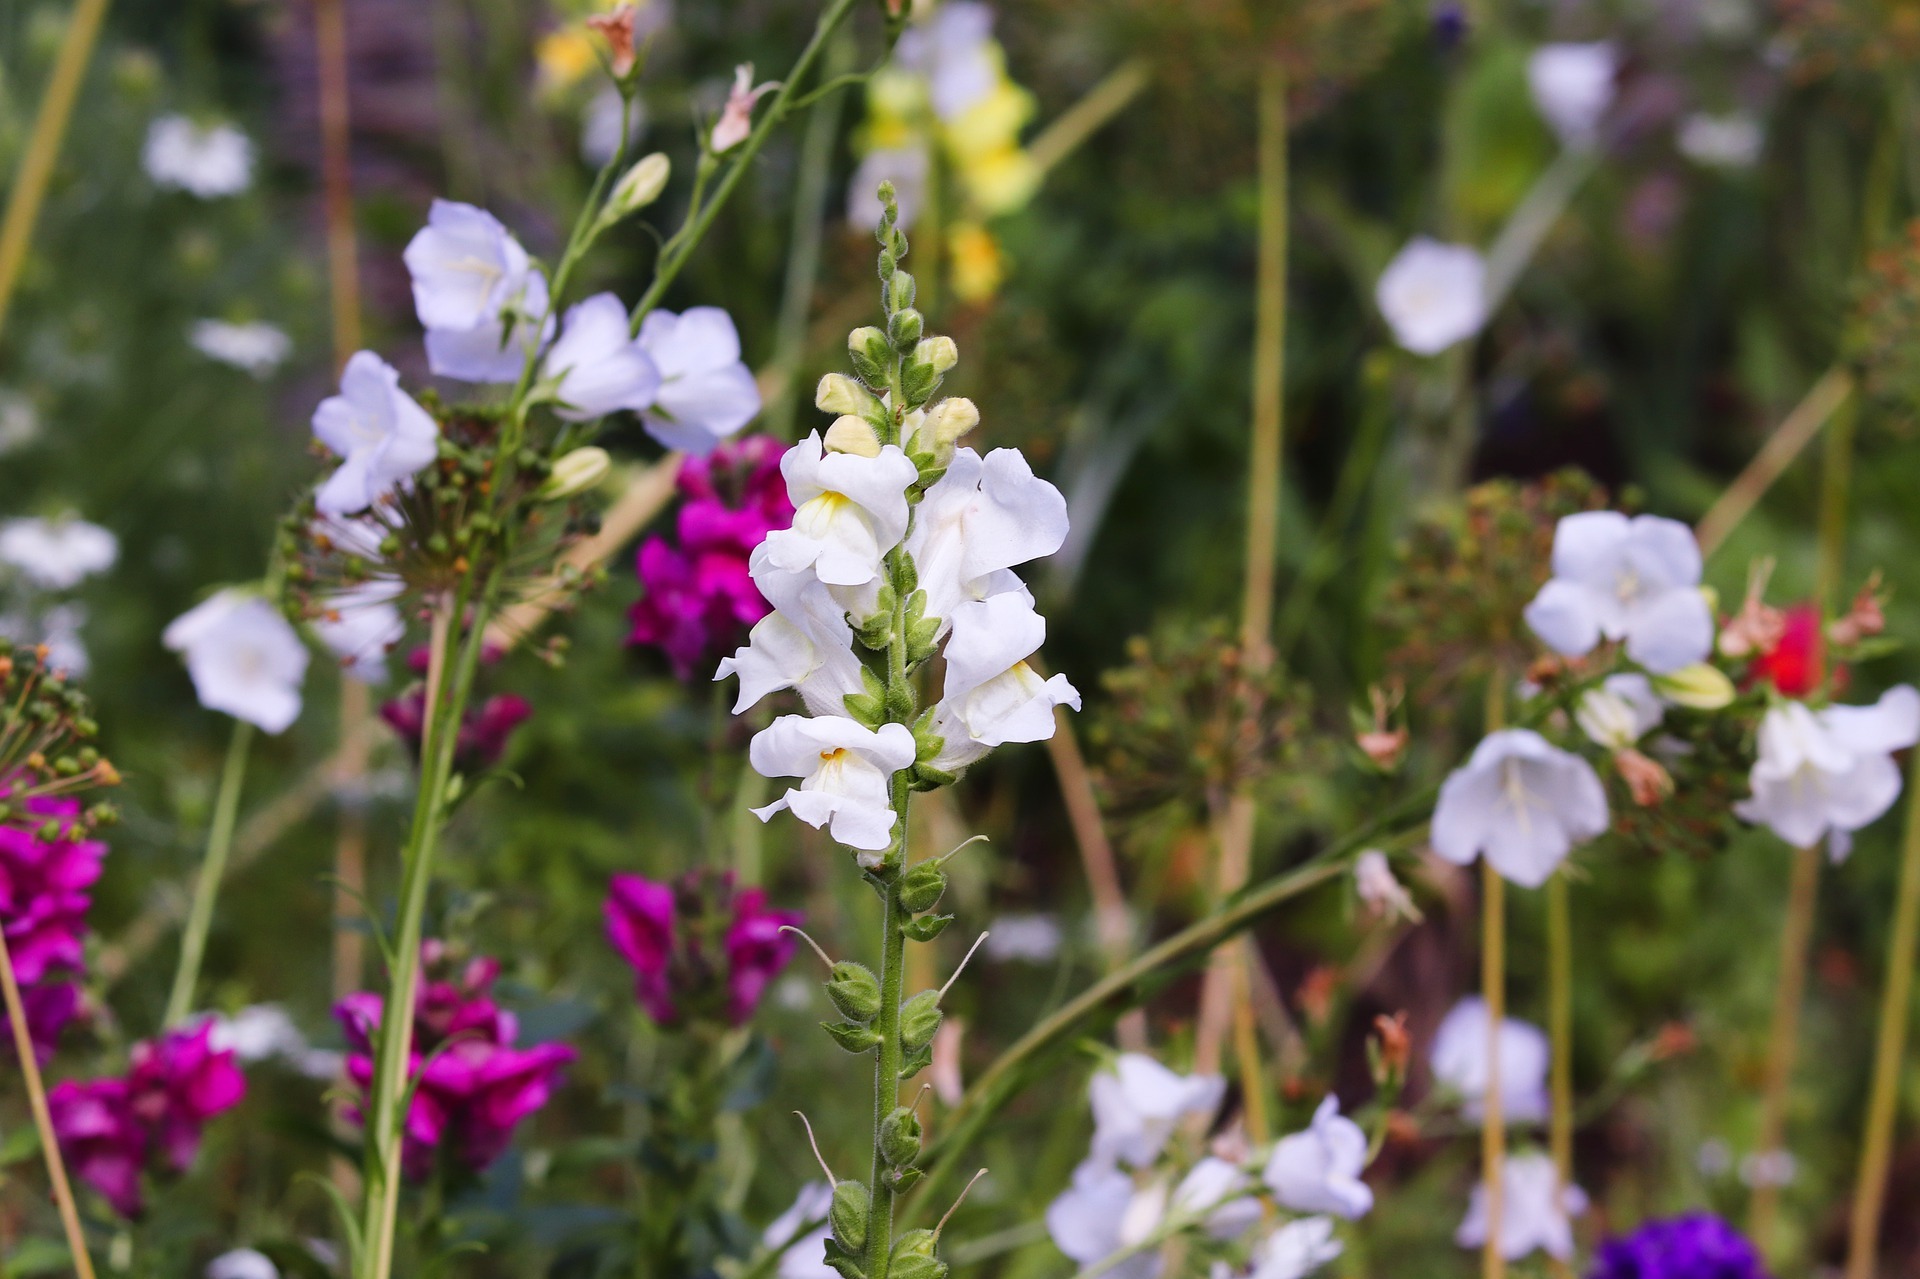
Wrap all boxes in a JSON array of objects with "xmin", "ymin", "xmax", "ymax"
[
  {"xmin": 865, "ymin": 844, "xmax": 909, "ymax": 1279},
  {"xmin": 163, "ymin": 719, "xmax": 255, "ymax": 1026}
]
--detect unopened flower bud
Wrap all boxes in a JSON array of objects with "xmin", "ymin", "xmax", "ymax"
[
  {"xmin": 898, "ymin": 860, "xmax": 949, "ymax": 913},
  {"xmin": 1614, "ymin": 747, "xmax": 1673, "ymax": 806},
  {"xmin": 824, "ymin": 415, "xmax": 883, "ymax": 457},
  {"xmin": 887, "ymin": 271, "xmax": 918, "ymax": 313},
  {"xmin": 540, "ymin": 446, "xmax": 612, "ymax": 499},
  {"xmin": 1650, "ymin": 662, "xmax": 1736, "ymax": 710},
  {"xmin": 826, "ymin": 961, "xmax": 882, "ymax": 1023},
  {"xmin": 923, "ymin": 398, "xmax": 978, "ymax": 457},
  {"xmin": 1356, "ymin": 727, "xmax": 1408, "ymax": 770},
  {"xmin": 1371, "ymin": 1011, "xmax": 1411, "ymax": 1085},
  {"xmin": 898, "ymin": 990, "xmax": 943, "ymax": 1051},
  {"xmin": 605, "ymin": 152, "xmax": 670, "ymax": 221},
  {"xmin": 878, "ymin": 1105, "xmax": 923, "ymax": 1166},
  {"xmin": 889, "ymin": 308, "xmax": 924, "ymax": 350},
  {"xmin": 913, "ymin": 336, "xmax": 958, "ymax": 375},
  {"xmin": 817, "ymin": 372, "xmax": 881, "ymax": 420},
  {"xmin": 831, "ymin": 1180, "xmax": 871, "ymax": 1252},
  {"xmin": 889, "ymin": 1230, "xmax": 947, "ymax": 1279},
  {"xmin": 586, "ymin": 6, "xmax": 639, "ymax": 77},
  {"xmin": 849, "ymin": 326, "xmax": 891, "ymax": 387}
]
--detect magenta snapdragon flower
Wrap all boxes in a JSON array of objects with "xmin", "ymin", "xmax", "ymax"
[
  {"xmin": 379, "ymin": 644, "xmax": 532, "ymax": 771},
  {"xmin": 334, "ymin": 945, "xmax": 575, "ymax": 1180},
  {"xmin": 48, "ymin": 1022, "xmax": 246, "ymax": 1217},
  {"xmin": 628, "ymin": 435, "xmax": 793, "ymax": 679},
  {"xmin": 605, "ymin": 869, "xmax": 800, "ymax": 1026},
  {"xmin": 0, "ymin": 796, "xmax": 106, "ymax": 1060}
]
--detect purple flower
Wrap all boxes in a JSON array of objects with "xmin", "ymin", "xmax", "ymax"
[
  {"xmin": 628, "ymin": 434, "xmax": 794, "ymax": 680},
  {"xmin": 49, "ymin": 1023, "xmax": 246, "ymax": 1218},
  {"xmin": 1590, "ymin": 1214, "xmax": 1771, "ymax": 1279},
  {"xmin": 334, "ymin": 945, "xmax": 574, "ymax": 1180},
  {"xmin": 605, "ymin": 869, "xmax": 800, "ymax": 1027},
  {"xmin": 0, "ymin": 796, "xmax": 106, "ymax": 1061},
  {"xmin": 379, "ymin": 645, "xmax": 532, "ymax": 771}
]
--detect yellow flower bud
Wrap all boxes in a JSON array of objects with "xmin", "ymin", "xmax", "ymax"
[
  {"xmin": 540, "ymin": 446, "xmax": 613, "ymax": 499},
  {"xmin": 913, "ymin": 336, "xmax": 958, "ymax": 375},
  {"xmin": 823, "ymin": 415, "xmax": 882, "ymax": 457},
  {"xmin": 924, "ymin": 397, "xmax": 978, "ymax": 451},
  {"xmin": 1650, "ymin": 662, "xmax": 1736, "ymax": 710},
  {"xmin": 816, "ymin": 373, "xmax": 880, "ymax": 419},
  {"xmin": 609, "ymin": 152, "xmax": 671, "ymax": 216}
]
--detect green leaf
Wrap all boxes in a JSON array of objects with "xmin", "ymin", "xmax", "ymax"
[
  {"xmin": 822, "ymin": 1020, "xmax": 883, "ymax": 1054},
  {"xmin": 900, "ymin": 912, "xmax": 952, "ymax": 943}
]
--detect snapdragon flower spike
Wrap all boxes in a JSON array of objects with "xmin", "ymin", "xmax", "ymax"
[
  {"xmin": 0, "ymin": 797, "xmax": 106, "ymax": 1061},
  {"xmin": 1734, "ymin": 684, "xmax": 1920, "ymax": 860},
  {"xmin": 604, "ymin": 869, "xmax": 802, "ymax": 1025},
  {"xmin": 749, "ymin": 715, "xmax": 918, "ymax": 852},
  {"xmin": 762, "ymin": 432, "xmax": 918, "ymax": 590},
  {"xmin": 1430, "ymin": 728, "xmax": 1609, "ymax": 888},
  {"xmin": 311, "ymin": 352, "xmax": 441, "ymax": 517},
  {"xmin": 1524, "ymin": 512, "xmax": 1715, "ymax": 675}
]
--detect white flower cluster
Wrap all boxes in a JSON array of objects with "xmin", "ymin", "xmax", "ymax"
[
  {"xmin": 719, "ymin": 327, "xmax": 1076, "ymax": 854},
  {"xmin": 143, "ymin": 115, "xmax": 254, "ymax": 198},
  {"xmin": 0, "ymin": 513, "xmax": 117, "ymax": 675},
  {"xmin": 1045, "ymin": 1054, "xmax": 1370, "ymax": 1279}
]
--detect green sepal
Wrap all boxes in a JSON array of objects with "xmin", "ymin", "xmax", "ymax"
[
  {"xmin": 878, "ymin": 1105, "xmax": 924, "ymax": 1167},
  {"xmin": 899, "ymin": 913, "xmax": 953, "ymax": 943},
  {"xmin": 849, "ymin": 327, "xmax": 892, "ymax": 390},
  {"xmin": 843, "ymin": 693, "xmax": 887, "ymax": 729},
  {"xmin": 831, "ymin": 1181, "xmax": 871, "ymax": 1253},
  {"xmin": 823, "ymin": 1238, "xmax": 868, "ymax": 1279},
  {"xmin": 905, "ymin": 615, "xmax": 942, "ymax": 668},
  {"xmin": 908, "ymin": 763, "xmax": 959, "ymax": 793},
  {"xmin": 889, "ymin": 308, "xmax": 925, "ymax": 350},
  {"xmin": 901, "ymin": 359, "xmax": 940, "ymax": 408},
  {"xmin": 898, "ymin": 990, "xmax": 943, "ymax": 1051},
  {"xmin": 890, "ymin": 1230, "xmax": 947, "ymax": 1279},
  {"xmin": 891, "ymin": 1166, "xmax": 924, "ymax": 1194},
  {"xmin": 821, "ymin": 1020, "xmax": 883, "ymax": 1054},
  {"xmin": 887, "ymin": 270, "xmax": 918, "ymax": 313},
  {"xmin": 826, "ymin": 961, "xmax": 883, "ymax": 1023},
  {"xmin": 897, "ymin": 859, "xmax": 948, "ymax": 912}
]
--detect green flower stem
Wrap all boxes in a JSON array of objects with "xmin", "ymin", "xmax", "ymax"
[
  {"xmin": 1546, "ymin": 871, "xmax": 1575, "ymax": 1279},
  {"xmin": 627, "ymin": 0, "xmax": 866, "ymax": 334},
  {"xmin": 162, "ymin": 718, "xmax": 256, "ymax": 1027},
  {"xmin": 865, "ymin": 837, "xmax": 910, "ymax": 1279}
]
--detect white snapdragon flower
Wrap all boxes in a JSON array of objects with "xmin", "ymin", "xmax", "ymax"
[
  {"xmin": 1090, "ymin": 1053, "xmax": 1226, "ymax": 1169},
  {"xmin": 1431, "ymin": 729, "xmax": 1609, "ymax": 888},
  {"xmin": 1171, "ymin": 1156, "xmax": 1261, "ymax": 1239},
  {"xmin": 716, "ymin": 549, "xmax": 869, "ymax": 715},
  {"xmin": 311, "ymin": 352, "xmax": 440, "ymax": 516},
  {"xmin": 1574, "ymin": 673, "xmax": 1664, "ymax": 751},
  {"xmin": 1046, "ymin": 1161, "xmax": 1168, "ymax": 1279},
  {"xmin": 1430, "ymin": 996, "xmax": 1551, "ymax": 1125},
  {"xmin": 1677, "ymin": 112, "xmax": 1764, "ymax": 168},
  {"xmin": 926, "ymin": 592, "xmax": 1080, "ymax": 773},
  {"xmin": 1375, "ymin": 238, "xmax": 1489, "ymax": 356},
  {"xmin": 205, "ymin": 1250, "xmax": 279, "ymax": 1279},
  {"xmin": 310, "ymin": 582, "xmax": 405, "ymax": 682},
  {"xmin": 763, "ymin": 1182, "xmax": 837, "ymax": 1279},
  {"xmin": 1734, "ymin": 686, "xmax": 1920, "ymax": 860},
  {"xmin": 635, "ymin": 307, "xmax": 763, "ymax": 452},
  {"xmin": 0, "ymin": 516, "xmax": 117, "ymax": 590},
  {"xmin": 541, "ymin": 293, "xmax": 662, "ymax": 421},
  {"xmin": 907, "ymin": 446, "xmax": 1070, "ymax": 631},
  {"xmin": 1455, "ymin": 1151, "xmax": 1586, "ymax": 1261},
  {"xmin": 762, "ymin": 433, "xmax": 918, "ymax": 588},
  {"xmin": 144, "ymin": 116, "xmax": 254, "ymax": 197},
  {"xmin": 1262, "ymin": 1095, "xmax": 1374, "ymax": 1220},
  {"xmin": 1527, "ymin": 43, "xmax": 1617, "ymax": 149},
  {"xmin": 749, "ymin": 714, "xmax": 917, "ymax": 851},
  {"xmin": 404, "ymin": 200, "xmax": 537, "ymax": 333},
  {"xmin": 164, "ymin": 590, "xmax": 310, "ymax": 734},
  {"xmin": 1524, "ymin": 511, "xmax": 1714, "ymax": 674},
  {"xmin": 895, "ymin": 1, "xmax": 998, "ymax": 122},
  {"xmin": 190, "ymin": 320, "xmax": 292, "ymax": 377}
]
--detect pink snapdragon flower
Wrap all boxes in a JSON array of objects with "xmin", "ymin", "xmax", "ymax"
[
  {"xmin": 379, "ymin": 644, "xmax": 532, "ymax": 770},
  {"xmin": 0, "ymin": 796, "xmax": 106, "ymax": 1060},
  {"xmin": 629, "ymin": 435, "xmax": 794, "ymax": 679},
  {"xmin": 49, "ymin": 1023, "xmax": 246, "ymax": 1217},
  {"xmin": 605, "ymin": 869, "xmax": 800, "ymax": 1025},
  {"xmin": 334, "ymin": 945, "xmax": 575, "ymax": 1180}
]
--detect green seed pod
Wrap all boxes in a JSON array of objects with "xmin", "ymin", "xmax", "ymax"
[
  {"xmin": 826, "ymin": 961, "xmax": 882, "ymax": 1023},
  {"xmin": 889, "ymin": 1230, "xmax": 947, "ymax": 1279},
  {"xmin": 878, "ymin": 1106, "xmax": 923, "ymax": 1167},
  {"xmin": 897, "ymin": 861, "xmax": 948, "ymax": 914},
  {"xmin": 830, "ymin": 1180, "xmax": 870, "ymax": 1253},
  {"xmin": 898, "ymin": 990, "xmax": 943, "ymax": 1052}
]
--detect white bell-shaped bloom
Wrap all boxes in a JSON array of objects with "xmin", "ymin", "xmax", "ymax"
[
  {"xmin": 763, "ymin": 433, "xmax": 918, "ymax": 588},
  {"xmin": 1375, "ymin": 238, "xmax": 1489, "ymax": 356},
  {"xmin": 716, "ymin": 549, "xmax": 868, "ymax": 716},
  {"xmin": 542, "ymin": 293, "xmax": 663, "ymax": 422},
  {"xmin": 311, "ymin": 352, "xmax": 441, "ymax": 516},
  {"xmin": 1455, "ymin": 1151, "xmax": 1586, "ymax": 1261},
  {"xmin": 1574, "ymin": 673, "xmax": 1664, "ymax": 751},
  {"xmin": 908, "ymin": 447, "xmax": 1070, "ymax": 631},
  {"xmin": 310, "ymin": 582, "xmax": 405, "ymax": 682},
  {"xmin": 635, "ymin": 307, "xmax": 763, "ymax": 453},
  {"xmin": 190, "ymin": 320, "xmax": 292, "ymax": 377},
  {"xmin": 1089, "ymin": 1053, "xmax": 1226, "ymax": 1169},
  {"xmin": 1237, "ymin": 1217, "xmax": 1343, "ymax": 1279},
  {"xmin": 1527, "ymin": 43, "xmax": 1617, "ymax": 149},
  {"xmin": 1046, "ymin": 1160, "xmax": 1167, "ymax": 1279},
  {"xmin": 1524, "ymin": 511, "xmax": 1713, "ymax": 674},
  {"xmin": 1431, "ymin": 729, "xmax": 1609, "ymax": 888},
  {"xmin": 423, "ymin": 269, "xmax": 554, "ymax": 384},
  {"xmin": 144, "ymin": 116, "xmax": 254, "ymax": 198},
  {"xmin": 164, "ymin": 590, "xmax": 310, "ymax": 734},
  {"xmin": 205, "ymin": 1250, "xmax": 279, "ymax": 1279},
  {"xmin": 926, "ymin": 593, "xmax": 1079, "ymax": 772},
  {"xmin": 1430, "ymin": 996, "xmax": 1550, "ymax": 1125},
  {"xmin": 749, "ymin": 714, "xmax": 916, "ymax": 851},
  {"xmin": 762, "ymin": 1182, "xmax": 837, "ymax": 1279},
  {"xmin": 1734, "ymin": 686, "xmax": 1920, "ymax": 859},
  {"xmin": 1262, "ymin": 1095, "xmax": 1373, "ymax": 1220},
  {"xmin": 404, "ymin": 200, "xmax": 536, "ymax": 333},
  {"xmin": 0, "ymin": 516, "xmax": 117, "ymax": 590},
  {"xmin": 1677, "ymin": 112, "xmax": 1764, "ymax": 168},
  {"xmin": 1171, "ymin": 1156, "xmax": 1261, "ymax": 1239}
]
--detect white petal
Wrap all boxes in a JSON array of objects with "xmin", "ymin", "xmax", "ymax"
[
  {"xmin": 1622, "ymin": 587, "xmax": 1714, "ymax": 674},
  {"xmin": 1523, "ymin": 579, "xmax": 1604, "ymax": 658}
]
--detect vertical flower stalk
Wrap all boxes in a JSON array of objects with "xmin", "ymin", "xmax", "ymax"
[
  {"xmin": 1480, "ymin": 858, "xmax": 1507, "ymax": 1279},
  {"xmin": 1545, "ymin": 871, "xmax": 1574, "ymax": 1279},
  {"xmin": 162, "ymin": 720, "xmax": 254, "ymax": 1026}
]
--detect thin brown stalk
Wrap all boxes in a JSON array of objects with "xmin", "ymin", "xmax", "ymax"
[
  {"xmin": 0, "ymin": 929, "xmax": 98, "ymax": 1279},
  {"xmin": 1696, "ymin": 368, "xmax": 1854, "ymax": 558},
  {"xmin": 1546, "ymin": 873, "xmax": 1574, "ymax": 1279},
  {"xmin": 1026, "ymin": 60, "xmax": 1150, "ymax": 179},
  {"xmin": 1481, "ymin": 859, "xmax": 1507, "ymax": 1279},
  {"xmin": 1748, "ymin": 843, "xmax": 1820, "ymax": 1251}
]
